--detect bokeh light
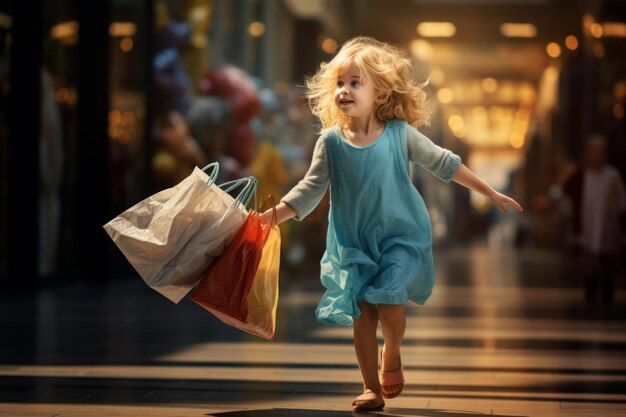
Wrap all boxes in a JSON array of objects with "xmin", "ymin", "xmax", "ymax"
[
  {"xmin": 565, "ymin": 35, "xmax": 579, "ymax": 50},
  {"xmin": 248, "ymin": 21, "xmax": 265, "ymax": 37},
  {"xmin": 120, "ymin": 37, "xmax": 133, "ymax": 52},
  {"xmin": 509, "ymin": 131, "xmax": 525, "ymax": 148},
  {"xmin": 590, "ymin": 22, "xmax": 604, "ymax": 38},
  {"xmin": 321, "ymin": 38, "xmax": 337, "ymax": 54},
  {"xmin": 448, "ymin": 114, "xmax": 465, "ymax": 132},
  {"xmin": 546, "ymin": 42, "xmax": 561, "ymax": 58},
  {"xmin": 437, "ymin": 88, "xmax": 454, "ymax": 103},
  {"xmin": 593, "ymin": 42, "xmax": 605, "ymax": 58},
  {"xmin": 481, "ymin": 78, "xmax": 498, "ymax": 93},
  {"xmin": 410, "ymin": 39, "xmax": 433, "ymax": 61}
]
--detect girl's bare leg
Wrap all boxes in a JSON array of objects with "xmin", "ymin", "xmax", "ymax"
[
  {"xmin": 353, "ymin": 301, "xmax": 381, "ymax": 397},
  {"xmin": 377, "ymin": 304, "xmax": 406, "ymax": 396}
]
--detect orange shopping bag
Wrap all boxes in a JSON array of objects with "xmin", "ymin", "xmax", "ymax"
[{"xmin": 190, "ymin": 198, "xmax": 280, "ymax": 339}]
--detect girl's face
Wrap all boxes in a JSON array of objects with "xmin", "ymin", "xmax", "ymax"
[{"xmin": 334, "ymin": 62, "xmax": 378, "ymax": 119}]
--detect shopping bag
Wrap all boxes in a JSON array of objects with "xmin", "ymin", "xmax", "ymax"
[
  {"xmin": 103, "ymin": 162, "xmax": 258, "ymax": 303},
  {"xmin": 244, "ymin": 218, "xmax": 281, "ymax": 339},
  {"xmin": 190, "ymin": 197, "xmax": 281, "ymax": 339}
]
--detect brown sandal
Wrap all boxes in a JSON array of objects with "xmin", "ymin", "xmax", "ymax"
[
  {"xmin": 379, "ymin": 350, "xmax": 404, "ymax": 399},
  {"xmin": 352, "ymin": 389, "xmax": 385, "ymax": 412}
]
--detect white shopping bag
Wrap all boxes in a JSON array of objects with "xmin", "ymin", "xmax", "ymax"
[{"xmin": 103, "ymin": 163, "xmax": 258, "ymax": 303}]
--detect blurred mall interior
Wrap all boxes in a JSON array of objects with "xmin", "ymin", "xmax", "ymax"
[
  {"xmin": 0, "ymin": 0, "xmax": 625, "ymax": 416},
  {"xmin": 0, "ymin": 0, "xmax": 625, "ymax": 284}
]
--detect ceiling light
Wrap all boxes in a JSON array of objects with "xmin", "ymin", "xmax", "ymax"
[
  {"xmin": 602, "ymin": 22, "xmax": 626, "ymax": 37},
  {"xmin": 109, "ymin": 22, "xmax": 136, "ymax": 37},
  {"xmin": 500, "ymin": 23, "xmax": 537, "ymax": 38},
  {"xmin": 51, "ymin": 21, "xmax": 79, "ymax": 40},
  {"xmin": 416, "ymin": 22, "xmax": 456, "ymax": 38}
]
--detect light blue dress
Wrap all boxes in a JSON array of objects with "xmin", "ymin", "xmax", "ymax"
[{"xmin": 282, "ymin": 120, "xmax": 461, "ymax": 327}]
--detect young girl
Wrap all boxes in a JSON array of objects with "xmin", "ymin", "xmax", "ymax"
[{"xmin": 260, "ymin": 36, "xmax": 523, "ymax": 411}]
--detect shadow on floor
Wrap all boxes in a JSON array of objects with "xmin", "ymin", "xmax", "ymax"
[
  {"xmin": 206, "ymin": 408, "xmax": 529, "ymax": 417},
  {"xmin": 382, "ymin": 409, "xmax": 528, "ymax": 417},
  {"xmin": 3, "ymin": 375, "xmax": 625, "ymax": 406}
]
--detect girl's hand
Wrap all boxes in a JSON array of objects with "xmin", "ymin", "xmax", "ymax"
[
  {"xmin": 259, "ymin": 210, "xmax": 274, "ymax": 226},
  {"xmin": 489, "ymin": 191, "xmax": 524, "ymax": 214},
  {"xmin": 259, "ymin": 202, "xmax": 297, "ymax": 226},
  {"xmin": 451, "ymin": 164, "xmax": 523, "ymax": 214}
]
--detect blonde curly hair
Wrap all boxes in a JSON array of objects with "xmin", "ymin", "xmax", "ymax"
[{"xmin": 305, "ymin": 36, "xmax": 430, "ymax": 129}]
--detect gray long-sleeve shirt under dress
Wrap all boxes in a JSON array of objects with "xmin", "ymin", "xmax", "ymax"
[{"xmin": 281, "ymin": 122, "xmax": 462, "ymax": 220}]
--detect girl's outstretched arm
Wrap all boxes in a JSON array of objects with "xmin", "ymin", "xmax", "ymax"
[
  {"xmin": 452, "ymin": 164, "xmax": 524, "ymax": 214},
  {"xmin": 259, "ymin": 136, "xmax": 330, "ymax": 226}
]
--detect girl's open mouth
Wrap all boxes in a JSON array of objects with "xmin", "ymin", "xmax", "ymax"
[{"xmin": 339, "ymin": 99, "xmax": 354, "ymax": 105}]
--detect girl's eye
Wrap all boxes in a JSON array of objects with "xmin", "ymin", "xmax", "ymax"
[
  {"xmin": 337, "ymin": 81, "xmax": 344, "ymax": 88},
  {"xmin": 351, "ymin": 81, "xmax": 360, "ymax": 88}
]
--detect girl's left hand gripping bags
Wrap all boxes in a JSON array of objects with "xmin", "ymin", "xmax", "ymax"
[
  {"xmin": 190, "ymin": 198, "xmax": 281, "ymax": 340},
  {"xmin": 102, "ymin": 163, "xmax": 256, "ymax": 303}
]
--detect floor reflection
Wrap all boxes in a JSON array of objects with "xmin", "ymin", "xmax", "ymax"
[{"xmin": 1, "ymin": 244, "xmax": 625, "ymax": 416}]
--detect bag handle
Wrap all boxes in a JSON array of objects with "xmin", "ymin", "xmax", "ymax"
[
  {"xmin": 237, "ymin": 177, "xmax": 258, "ymax": 209},
  {"xmin": 258, "ymin": 195, "xmax": 277, "ymax": 226},
  {"xmin": 219, "ymin": 177, "xmax": 256, "ymax": 200},
  {"xmin": 201, "ymin": 162, "xmax": 219, "ymax": 185},
  {"xmin": 237, "ymin": 177, "xmax": 258, "ymax": 212},
  {"xmin": 218, "ymin": 176, "xmax": 258, "ymax": 210}
]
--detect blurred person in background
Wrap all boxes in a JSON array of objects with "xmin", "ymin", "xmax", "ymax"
[{"xmin": 563, "ymin": 134, "xmax": 626, "ymax": 304}]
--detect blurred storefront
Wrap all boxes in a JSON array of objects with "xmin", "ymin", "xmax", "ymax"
[
  {"xmin": 0, "ymin": 0, "xmax": 327, "ymax": 287},
  {"xmin": 0, "ymin": 0, "xmax": 624, "ymax": 288}
]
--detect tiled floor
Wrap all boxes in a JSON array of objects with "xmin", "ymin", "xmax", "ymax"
[{"xmin": 1, "ymin": 245, "xmax": 625, "ymax": 416}]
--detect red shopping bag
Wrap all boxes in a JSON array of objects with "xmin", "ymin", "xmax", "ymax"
[{"xmin": 189, "ymin": 203, "xmax": 273, "ymax": 326}]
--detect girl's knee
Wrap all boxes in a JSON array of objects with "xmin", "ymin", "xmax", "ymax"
[
  {"xmin": 355, "ymin": 301, "xmax": 378, "ymax": 326},
  {"xmin": 377, "ymin": 304, "xmax": 405, "ymax": 325}
]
